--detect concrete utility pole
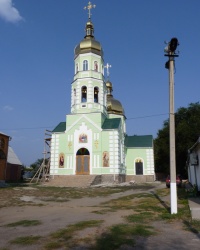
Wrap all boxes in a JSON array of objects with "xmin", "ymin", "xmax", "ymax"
[{"xmin": 164, "ymin": 38, "xmax": 179, "ymax": 214}]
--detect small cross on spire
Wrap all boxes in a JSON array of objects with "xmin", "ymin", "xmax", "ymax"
[
  {"xmin": 84, "ymin": 1, "xmax": 96, "ymax": 19},
  {"xmin": 104, "ymin": 63, "xmax": 112, "ymax": 78}
]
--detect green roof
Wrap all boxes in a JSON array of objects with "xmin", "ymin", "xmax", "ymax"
[
  {"xmin": 125, "ymin": 135, "xmax": 153, "ymax": 148},
  {"xmin": 102, "ymin": 118, "xmax": 121, "ymax": 129},
  {"xmin": 52, "ymin": 122, "xmax": 66, "ymax": 132}
]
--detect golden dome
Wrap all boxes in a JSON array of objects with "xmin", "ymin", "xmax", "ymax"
[
  {"xmin": 106, "ymin": 80, "xmax": 124, "ymax": 116},
  {"xmin": 75, "ymin": 20, "xmax": 103, "ymax": 58}
]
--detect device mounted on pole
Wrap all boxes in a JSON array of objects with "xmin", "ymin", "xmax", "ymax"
[
  {"xmin": 165, "ymin": 38, "xmax": 179, "ymax": 68},
  {"xmin": 164, "ymin": 37, "xmax": 179, "ymax": 214}
]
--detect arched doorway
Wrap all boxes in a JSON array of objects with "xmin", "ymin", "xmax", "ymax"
[
  {"xmin": 135, "ymin": 159, "xmax": 143, "ymax": 175},
  {"xmin": 76, "ymin": 148, "xmax": 90, "ymax": 175}
]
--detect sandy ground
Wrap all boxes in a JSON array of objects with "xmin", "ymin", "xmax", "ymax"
[{"xmin": 0, "ymin": 183, "xmax": 200, "ymax": 250}]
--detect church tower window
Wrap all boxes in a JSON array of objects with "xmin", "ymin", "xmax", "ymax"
[
  {"xmin": 81, "ymin": 86, "xmax": 87, "ymax": 102},
  {"xmin": 94, "ymin": 61, "xmax": 98, "ymax": 72},
  {"xmin": 94, "ymin": 87, "xmax": 99, "ymax": 103},
  {"xmin": 75, "ymin": 63, "xmax": 78, "ymax": 74},
  {"xmin": 74, "ymin": 89, "xmax": 76, "ymax": 105},
  {"xmin": 83, "ymin": 60, "xmax": 88, "ymax": 71}
]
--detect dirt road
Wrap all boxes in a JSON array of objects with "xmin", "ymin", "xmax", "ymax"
[{"xmin": 0, "ymin": 182, "xmax": 200, "ymax": 249}]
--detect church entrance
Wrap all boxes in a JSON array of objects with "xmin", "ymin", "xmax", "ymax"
[
  {"xmin": 135, "ymin": 160, "xmax": 143, "ymax": 175},
  {"xmin": 76, "ymin": 148, "xmax": 90, "ymax": 175}
]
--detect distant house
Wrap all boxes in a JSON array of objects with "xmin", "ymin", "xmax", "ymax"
[
  {"xmin": 0, "ymin": 132, "xmax": 10, "ymax": 181},
  {"xmin": 0, "ymin": 132, "xmax": 22, "ymax": 182},
  {"xmin": 6, "ymin": 147, "xmax": 22, "ymax": 181},
  {"xmin": 188, "ymin": 137, "xmax": 200, "ymax": 191}
]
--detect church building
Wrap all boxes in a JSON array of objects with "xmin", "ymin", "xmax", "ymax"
[{"xmin": 50, "ymin": 3, "xmax": 155, "ymax": 184}]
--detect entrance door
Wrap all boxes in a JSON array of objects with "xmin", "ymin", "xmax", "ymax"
[
  {"xmin": 135, "ymin": 161, "xmax": 143, "ymax": 175},
  {"xmin": 76, "ymin": 148, "xmax": 90, "ymax": 175}
]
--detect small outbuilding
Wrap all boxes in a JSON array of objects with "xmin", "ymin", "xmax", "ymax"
[
  {"xmin": 0, "ymin": 132, "xmax": 10, "ymax": 181},
  {"xmin": 188, "ymin": 137, "xmax": 200, "ymax": 191},
  {"xmin": 6, "ymin": 147, "xmax": 22, "ymax": 181},
  {"xmin": 0, "ymin": 132, "xmax": 22, "ymax": 182}
]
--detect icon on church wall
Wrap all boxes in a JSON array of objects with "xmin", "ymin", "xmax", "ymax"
[
  {"xmin": 68, "ymin": 141, "xmax": 72, "ymax": 150},
  {"xmin": 103, "ymin": 151, "xmax": 109, "ymax": 167},
  {"xmin": 94, "ymin": 140, "xmax": 98, "ymax": 149},
  {"xmin": 79, "ymin": 133, "xmax": 88, "ymax": 143},
  {"xmin": 59, "ymin": 153, "xmax": 65, "ymax": 168}
]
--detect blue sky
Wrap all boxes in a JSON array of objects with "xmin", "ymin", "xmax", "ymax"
[{"xmin": 0, "ymin": 0, "xmax": 200, "ymax": 166}]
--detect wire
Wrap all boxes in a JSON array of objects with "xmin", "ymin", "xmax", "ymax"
[
  {"xmin": 0, "ymin": 126, "xmax": 54, "ymax": 131},
  {"xmin": 127, "ymin": 113, "xmax": 168, "ymax": 120},
  {"xmin": 0, "ymin": 113, "xmax": 169, "ymax": 131}
]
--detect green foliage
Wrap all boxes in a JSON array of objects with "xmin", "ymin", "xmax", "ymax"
[
  {"xmin": 10, "ymin": 236, "xmax": 41, "ymax": 245},
  {"xmin": 125, "ymin": 212, "xmax": 154, "ymax": 223},
  {"xmin": 50, "ymin": 220, "xmax": 103, "ymax": 240},
  {"xmin": 44, "ymin": 241, "xmax": 63, "ymax": 250},
  {"xmin": 5, "ymin": 220, "xmax": 41, "ymax": 227},
  {"xmin": 94, "ymin": 224, "xmax": 154, "ymax": 250},
  {"xmin": 30, "ymin": 158, "xmax": 44, "ymax": 170},
  {"xmin": 154, "ymin": 102, "xmax": 200, "ymax": 176}
]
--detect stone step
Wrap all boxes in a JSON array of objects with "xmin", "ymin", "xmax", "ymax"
[{"xmin": 45, "ymin": 175, "xmax": 100, "ymax": 187}]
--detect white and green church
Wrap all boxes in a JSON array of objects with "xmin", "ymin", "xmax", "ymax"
[{"xmin": 50, "ymin": 8, "xmax": 155, "ymax": 184}]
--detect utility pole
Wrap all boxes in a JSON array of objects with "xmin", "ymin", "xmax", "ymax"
[{"xmin": 164, "ymin": 38, "xmax": 179, "ymax": 214}]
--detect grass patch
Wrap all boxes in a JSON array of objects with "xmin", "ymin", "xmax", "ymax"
[
  {"xmin": 44, "ymin": 220, "xmax": 104, "ymax": 249},
  {"xmin": 43, "ymin": 241, "xmax": 63, "ymax": 250},
  {"xmin": 51, "ymin": 220, "xmax": 103, "ymax": 239},
  {"xmin": 125, "ymin": 211, "xmax": 154, "ymax": 223},
  {"xmin": 5, "ymin": 219, "xmax": 42, "ymax": 227},
  {"xmin": 0, "ymin": 183, "xmax": 158, "ymax": 208},
  {"xmin": 100, "ymin": 193, "xmax": 153, "ymax": 211},
  {"xmin": 40, "ymin": 196, "xmax": 69, "ymax": 202},
  {"xmin": 91, "ymin": 208, "xmax": 116, "ymax": 214},
  {"xmin": 155, "ymin": 188, "xmax": 170, "ymax": 197},
  {"xmin": 50, "ymin": 220, "xmax": 103, "ymax": 246},
  {"xmin": 10, "ymin": 236, "xmax": 41, "ymax": 245},
  {"xmin": 94, "ymin": 223, "xmax": 154, "ymax": 250},
  {"xmin": 135, "ymin": 197, "xmax": 166, "ymax": 214},
  {"xmin": 183, "ymin": 220, "xmax": 200, "ymax": 233}
]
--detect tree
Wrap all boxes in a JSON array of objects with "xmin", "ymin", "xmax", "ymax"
[
  {"xmin": 30, "ymin": 158, "xmax": 44, "ymax": 170},
  {"xmin": 154, "ymin": 102, "xmax": 200, "ymax": 177}
]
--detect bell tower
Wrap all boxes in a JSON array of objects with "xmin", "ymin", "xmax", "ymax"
[{"xmin": 71, "ymin": 2, "xmax": 107, "ymax": 115}]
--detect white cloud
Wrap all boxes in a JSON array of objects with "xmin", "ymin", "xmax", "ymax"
[
  {"xmin": 0, "ymin": 0, "xmax": 23, "ymax": 23},
  {"xmin": 3, "ymin": 105, "xmax": 14, "ymax": 111}
]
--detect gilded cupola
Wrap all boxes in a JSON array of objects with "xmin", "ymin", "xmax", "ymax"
[
  {"xmin": 106, "ymin": 80, "xmax": 125, "ymax": 116},
  {"xmin": 74, "ymin": 20, "xmax": 103, "ymax": 58}
]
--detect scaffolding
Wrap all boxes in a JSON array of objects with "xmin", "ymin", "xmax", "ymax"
[{"xmin": 30, "ymin": 130, "xmax": 51, "ymax": 183}]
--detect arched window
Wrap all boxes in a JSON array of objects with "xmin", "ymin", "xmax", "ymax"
[
  {"xmin": 94, "ymin": 61, "xmax": 98, "ymax": 72},
  {"xmin": 81, "ymin": 86, "xmax": 87, "ymax": 102},
  {"xmin": 75, "ymin": 63, "xmax": 78, "ymax": 74},
  {"xmin": 83, "ymin": 60, "xmax": 88, "ymax": 71},
  {"xmin": 94, "ymin": 87, "xmax": 99, "ymax": 103},
  {"xmin": 73, "ymin": 88, "xmax": 76, "ymax": 105}
]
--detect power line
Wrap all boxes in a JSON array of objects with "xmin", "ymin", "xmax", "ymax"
[
  {"xmin": 0, "ymin": 126, "xmax": 54, "ymax": 131},
  {"xmin": 127, "ymin": 113, "xmax": 168, "ymax": 120},
  {"xmin": 0, "ymin": 113, "xmax": 169, "ymax": 131}
]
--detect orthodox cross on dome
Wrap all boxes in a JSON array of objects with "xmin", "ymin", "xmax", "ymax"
[
  {"xmin": 104, "ymin": 63, "xmax": 112, "ymax": 78},
  {"xmin": 84, "ymin": 1, "xmax": 96, "ymax": 19}
]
